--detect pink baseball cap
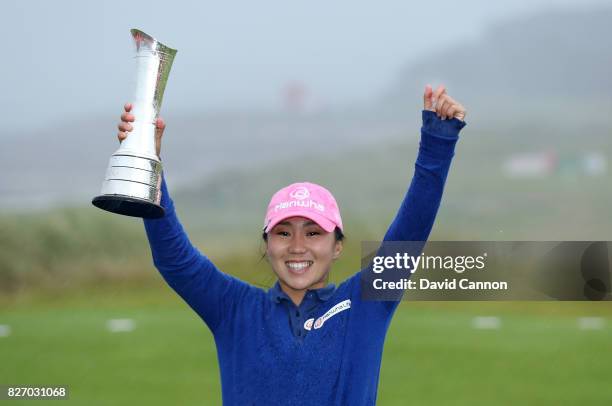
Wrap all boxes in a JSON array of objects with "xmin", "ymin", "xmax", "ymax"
[{"xmin": 263, "ymin": 182, "xmax": 343, "ymax": 234}]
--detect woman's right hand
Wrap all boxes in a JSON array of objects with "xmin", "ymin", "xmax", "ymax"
[{"xmin": 117, "ymin": 102, "xmax": 166, "ymax": 159}]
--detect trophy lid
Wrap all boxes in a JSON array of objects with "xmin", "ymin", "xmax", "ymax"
[{"xmin": 130, "ymin": 29, "xmax": 177, "ymax": 58}]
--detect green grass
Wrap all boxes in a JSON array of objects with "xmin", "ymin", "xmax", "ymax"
[
  {"xmin": 380, "ymin": 303, "xmax": 612, "ymax": 405},
  {"xmin": 1, "ymin": 291, "xmax": 611, "ymax": 405},
  {"xmin": 0, "ymin": 290, "xmax": 219, "ymax": 405}
]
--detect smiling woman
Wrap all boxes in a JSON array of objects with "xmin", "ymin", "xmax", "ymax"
[
  {"xmin": 261, "ymin": 182, "xmax": 344, "ymax": 304},
  {"xmin": 125, "ymin": 84, "xmax": 467, "ymax": 405}
]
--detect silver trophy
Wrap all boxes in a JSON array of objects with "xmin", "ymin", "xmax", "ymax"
[{"xmin": 92, "ymin": 29, "xmax": 177, "ymax": 218}]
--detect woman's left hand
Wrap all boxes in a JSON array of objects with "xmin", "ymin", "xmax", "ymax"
[{"xmin": 424, "ymin": 84, "xmax": 466, "ymax": 121}]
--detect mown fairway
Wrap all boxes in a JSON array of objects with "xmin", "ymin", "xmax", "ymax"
[{"xmin": 2, "ymin": 290, "xmax": 611, "ymax": 405}]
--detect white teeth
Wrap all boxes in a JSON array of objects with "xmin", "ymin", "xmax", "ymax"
[{"xmin": 286, "ymin": 261, "xmax": 312, "ymax": 270}]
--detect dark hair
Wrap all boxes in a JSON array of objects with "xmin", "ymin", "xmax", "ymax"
[{"xmin": 262, "ymin": 227, "xmax": 345, "ymax": 242}]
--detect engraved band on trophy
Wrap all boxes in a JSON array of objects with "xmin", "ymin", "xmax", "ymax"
[{"xmin": 92, "ymin": 29, "xmax": 177, "ymax": 218}]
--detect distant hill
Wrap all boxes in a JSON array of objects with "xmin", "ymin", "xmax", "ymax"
[
  {"xmin": 384, "ymin": 6, "xmax": 612, "ymax": 114},
  {"xmin": 175, "ymin": 5, "xmax": 612, "ymax": 243}
]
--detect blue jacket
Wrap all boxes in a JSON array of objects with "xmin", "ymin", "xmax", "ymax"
[{"xmin": 143, "ymin": 111, "xmax": 465, "ymax": 405}]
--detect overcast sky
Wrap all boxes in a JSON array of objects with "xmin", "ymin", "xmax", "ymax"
[{"xmin": 0, "ymin": 0, "xmax": 606, "ymax": 134}]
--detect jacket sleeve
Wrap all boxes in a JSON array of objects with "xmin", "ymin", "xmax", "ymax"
[
  {"xmin": 143, "ymin": 175, "xmax": 247, "ymax": 333},
  {"xmin": 356, "ymin": 110, "xmax": 465, "ymax": 312},
  {"xmin": 383, "ymin": 110, "xmax": 464, "ymax": 242}
]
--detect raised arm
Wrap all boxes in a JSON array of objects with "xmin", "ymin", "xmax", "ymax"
[
  {"xmin": 383, "ymin": 85, "xmax": 466, "ymax": 242},
  {"xmin": 117, "ymin": 103, "xmax": 244, "ymax": 333},
  {"xmin": 356, "ymin": 86, "xmax": 466, "ymax": 309}
]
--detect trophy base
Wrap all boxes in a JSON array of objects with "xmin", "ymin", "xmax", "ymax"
[
  {"xmin": 92, "ymin": 195, "xmax": 165, "ymax": 219},
  {"xmin": 93, "ymin": 154, "xmax": 164, "ymax": 219}
]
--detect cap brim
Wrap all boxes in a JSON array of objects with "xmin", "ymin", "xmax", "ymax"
[{"xmin": 264, "ymin": 211, "xmax": 337, "ymax": 233}]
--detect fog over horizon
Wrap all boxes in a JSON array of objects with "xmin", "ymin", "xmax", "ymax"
[{"xmin": 1, "ymin": 0, "xmax": 606, "ymax": 135}]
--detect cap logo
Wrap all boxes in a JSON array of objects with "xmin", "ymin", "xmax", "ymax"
[{"xmin": 290, "ymin": 187, "xmax": 310, "ymax": 200}]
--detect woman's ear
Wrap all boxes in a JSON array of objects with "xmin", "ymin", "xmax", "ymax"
[{"xmin": 333, "ymin": 241, "xmax": 343, "ymax": 260}]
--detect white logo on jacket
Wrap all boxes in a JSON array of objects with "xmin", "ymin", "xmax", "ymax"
[{"xmin": 304, "ymin": 299, "xmax": 351, "ymax": 331}]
